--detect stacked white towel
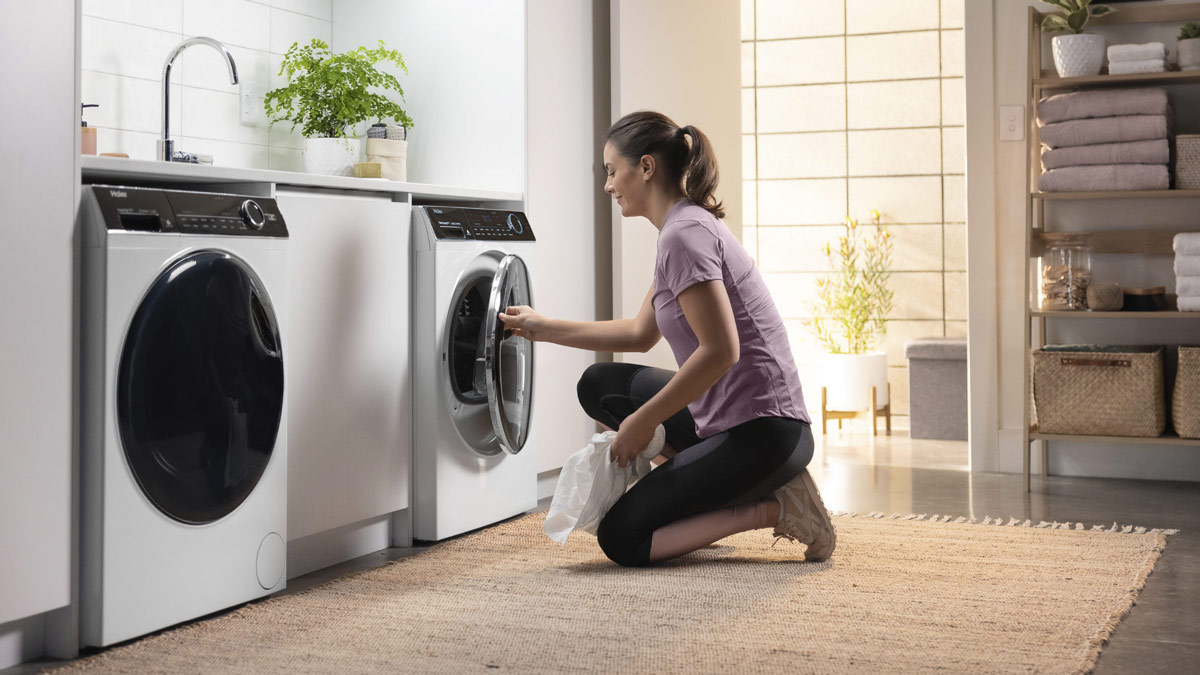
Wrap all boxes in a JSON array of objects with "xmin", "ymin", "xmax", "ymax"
[
  {"xmin": 1036, "ymin": 87, "xmax": 1173, "ymax": 192},
  {"xmin": 1107, "ymin": 42, "xmax": 1167, "ymax": 75},
  {"xmin": 1175, "ymin": 233, "xmax": 1200, "ymax": 312}
]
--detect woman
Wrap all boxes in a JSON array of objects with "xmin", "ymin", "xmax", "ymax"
[{"xmin": 498, "ymin": 110, "xmax": 835, "ymax": 567}]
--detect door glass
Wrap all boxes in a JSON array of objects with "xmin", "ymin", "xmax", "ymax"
[
  {"xmin": 484, "ymin": 255, "xmax": 533, "ymax": 454},
  {"xmin": 447, "ymin": 276, "xmax": 492, "ymax": 405},
  {"xmin": 117, "ymin": 250, "xmax": 284, "ymax": 524}
]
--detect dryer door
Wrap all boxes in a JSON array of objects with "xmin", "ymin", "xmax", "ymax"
[
  {"xmin": 483, "ymin": 254, "xmax": 534, "ymax": 454},
  {"xmin": 117, "ymin": 249, "xmax": 284, "ymax": 524}
]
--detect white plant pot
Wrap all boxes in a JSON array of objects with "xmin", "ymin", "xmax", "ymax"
[
  {"xmin": 822, "ymin": 352, "xmax": 889, "ymax": 412},
  {"xmin": 303, "ymin": 137, "xmax": 361, "ymax": 176},
  {"xmin": 1052, "ymin": 33, "xmax": 1105, "ymax": 78},
  {"xmin": 1180, "ymin": 38, "xmax": 1200, "ymax": 71}
]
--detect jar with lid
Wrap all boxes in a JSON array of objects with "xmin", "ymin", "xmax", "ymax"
[{"xmin": 1040, "ymin": 233, "xmax": 1093, "ymax": 310}]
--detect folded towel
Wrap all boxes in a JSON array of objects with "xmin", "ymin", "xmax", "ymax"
[
  {"xmin": 1180, "ymin": 296, "xmax": 1200, "ymax": 312},
  {"xmin": 1177, "ymin": 276, "xmax": 1200, "ymax": 296},
  {"xmin": 1038, "ymin": 164, "xmax": 1169, "ymax": 192},
  {"xmin": 1036, "ymin": 87, "xmax": 1170, "ymax": 125},
  {"xmin": 1108, "ymin": 42, "xmax": 1167, "ymax": 63},
  {"xmin": 1175, "ymin": 256, "xmax": 1200, "ymax": 276},
  {"xmin": 1040, "ymin": 139, "xmax": 1169, "ymax": 170},
  {"xmin": 1175, "ymin": 233, "xmax": 1200, "ymax": 255},
  {"xmin": 1109, "ymin": 59, "xmax": 1167, "ymax": 75},
  {"xmin": 1039, "ymin": 114, "xmax": 1171, "ymax": 149}
]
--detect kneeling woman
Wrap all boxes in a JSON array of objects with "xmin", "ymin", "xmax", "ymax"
[{"xmin": 499, "ymin": 111, "xmax": 835, "ymax": 566}]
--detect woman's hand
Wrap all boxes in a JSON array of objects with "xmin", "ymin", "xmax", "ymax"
[
  {"xmin": 497, "ymin": 305, "xmax": 548, "ymax": 341},
  {"xmin": 610, "ymin": 411, "xmax": 657, "ymax": 469}
]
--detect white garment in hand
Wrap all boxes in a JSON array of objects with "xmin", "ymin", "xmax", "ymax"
[{"xmin": 543, "ymin": 425, "xmax": 666, "ymax": 546}]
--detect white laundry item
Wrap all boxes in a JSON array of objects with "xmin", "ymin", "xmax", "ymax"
[
  {"xmin": 1175, "ymin": 233, "xmax": 1200, "ymax": 255},
  {"xmin": 1108, "ymin": 59, "xmax": 1166, "ymax": 75},
  {"xmin": 1176, "ymin": 276, "xmax": 1200, "ymax": 297},
  {"xmin": 1179, "ymin": 296, "xmax": 1200, "ymax": 312},
  {"xmin": 1175, "ymin": 255, "xmax": 1200, "ymax": 276},
  {"xmin": 1107, "ymin": 42, "xmax": 1166, "ymax": 63},
  {"xmin": 543, "ymin": 425, "xmax": 666, "ymax": 547}
]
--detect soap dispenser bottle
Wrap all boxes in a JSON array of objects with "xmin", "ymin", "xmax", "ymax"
[{"xmin": 81, "ymin": 103, "xmax": 98, "ymax": 155}]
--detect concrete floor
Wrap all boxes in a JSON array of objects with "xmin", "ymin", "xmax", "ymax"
[{"xmin": 10, "ymin": 429, "xmax": 1199, "ymax": 674}]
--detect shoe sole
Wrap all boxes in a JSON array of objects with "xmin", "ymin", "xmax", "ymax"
[{"xmin": 798, "ymin": 470, "xmax": 836, "ymax": 562}]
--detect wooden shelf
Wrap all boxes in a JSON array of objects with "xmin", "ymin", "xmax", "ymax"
[
  {"xmin": 1034, "ymin": 69, "xmax": 1200, "ymax": 90},
  {"xmin": 1029, "ymin": 228, "xmax": 1198, "ymax": 256},
  {"xmin": 1031, "ymin": 310, "xmax": 1200, "ymax": 319},
  {"xmin": 1032, "ymin": 190, "xmax": 1200, "ymax": 200},
  {"xmin": 1030, "ymin": 427, "xmax": 1200, "ymax": 447}
]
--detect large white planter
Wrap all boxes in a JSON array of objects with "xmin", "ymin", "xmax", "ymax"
[
  {"xmin": 1180, "ymin": 38, "xmax": 1200, "ymax": 71},
  {"xmin": 303, "ymin": 137, "xmax": 361, "ymax": 176},
  {"xmin": 1052, "ymin": 33, "xmax": 1105, "ymax": 78},
  {"xmin": 822, "ymin": 352, "xmax": 889, "ymax": 412}
]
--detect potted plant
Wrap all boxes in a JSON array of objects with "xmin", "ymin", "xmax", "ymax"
[
  {"xmin": 265, "ymin": 39, "xmax": 414, "ymax": 176},
  {"xmin": 1039, "ymin": 0, "xmax": 1116, "ymax": 78},
  {"xmin": 1179, "ymin": 21, "xmax": 1200, "ymax": 71},
  {"xmin": 807, "ymin": 210, "xmax": 894, "ymax": 414}
]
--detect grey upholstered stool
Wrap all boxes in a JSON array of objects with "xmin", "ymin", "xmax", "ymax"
[{"xmin": 905, "ymin": 337, "xmax": 968, "ymax": 441}]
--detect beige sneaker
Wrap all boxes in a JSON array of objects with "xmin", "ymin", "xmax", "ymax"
[{"xmin": 772, "ymin": 470, "xmax": 837, "ymax": 562}]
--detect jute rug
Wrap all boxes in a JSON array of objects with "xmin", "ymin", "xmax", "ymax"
[{"xmin": 58, "ymin": 512, "xmax": 1174, "ymax": 674}]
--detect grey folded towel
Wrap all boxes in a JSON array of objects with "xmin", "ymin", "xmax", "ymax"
[
  {"xmin": 1041, "ymin": 139, "xmax": 1169, "ymax": 170},
  {"xmin": 1037, "ymin": 164, "xmax": 1169, "ymax": 192},
  {"xmin": 1036, "ymin": 87, "xmax": 1170, "ymax": 125},
  {"xmin": 1039, "ymin": 114, "xmax": 1171, "ymax": 149}
]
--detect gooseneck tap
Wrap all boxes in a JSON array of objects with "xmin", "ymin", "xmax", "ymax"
[{"xmin": 158, "ymin": 37, "xmax": 239, "ymax": 161}]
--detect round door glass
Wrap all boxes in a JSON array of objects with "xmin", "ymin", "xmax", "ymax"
[
  {"xmin": 484, "ymin": 255, "xmax": 534, "ymax": 454},
  {"xmin": 117, "ymin": 250, "xmax": 284, "ymax": 524}
]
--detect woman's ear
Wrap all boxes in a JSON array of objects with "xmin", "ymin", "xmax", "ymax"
[{"xmin": 639, "ymin": 154, "xmax": 656, "ymax": 182}]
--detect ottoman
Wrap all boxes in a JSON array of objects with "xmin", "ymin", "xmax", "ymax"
[{"xmin": 905, "ymin": 337, "xmax": 968, "ymax": 441}]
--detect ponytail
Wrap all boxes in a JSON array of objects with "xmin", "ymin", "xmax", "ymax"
[{"xmin": 606, "ymin": 111, "xmax": 725, "ymax": 219}]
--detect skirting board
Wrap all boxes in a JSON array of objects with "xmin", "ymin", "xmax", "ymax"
[
  {"xmin": 287, "ymin": 512, "xmax": 406, "ymax": 580},
  {"xmin": 0, "ymin": 613, "xmax": 45, "ymax": 670}
]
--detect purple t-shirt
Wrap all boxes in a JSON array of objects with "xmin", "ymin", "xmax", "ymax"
[{"xmin": 653, "ymin": 200, "xmax": 810, "ymax": 438}]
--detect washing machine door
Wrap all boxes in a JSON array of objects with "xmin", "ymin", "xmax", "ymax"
[
  {"xmin": 483, "ymin": 254, "xmax": 534, "ymax": 454},
  {"xmin": 117, "ymin": 249, "xmax": 284, "ymax": 525}
]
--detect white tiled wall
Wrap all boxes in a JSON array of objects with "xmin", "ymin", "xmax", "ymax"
[{"xmin": 81, "ymin": 0, "xmax": 332, "ymax": 170}]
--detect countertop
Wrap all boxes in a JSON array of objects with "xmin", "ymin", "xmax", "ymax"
[{"xmin": 80, "ymin": 156, "xmax": 523, "ymax": 203}]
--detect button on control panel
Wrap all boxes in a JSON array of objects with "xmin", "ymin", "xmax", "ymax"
[{"xmin": 423, "ymin": 206, "xmax": 534, "ymax": 241}]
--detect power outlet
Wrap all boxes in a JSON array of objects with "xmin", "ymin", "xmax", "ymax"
[
  {"xmin": 239, "ymin": 82, "xmax": 260, "ymax": 126},
  {"xmin": 999, "ymin": 104, "xmax": 1025, "ymax": 142}
]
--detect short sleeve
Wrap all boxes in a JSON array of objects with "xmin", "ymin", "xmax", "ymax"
[{"xmin": 658, "ymin": 220, "xmax": 724, "ymax": 297}]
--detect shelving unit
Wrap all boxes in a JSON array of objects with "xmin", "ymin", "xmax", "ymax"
[{"xmin": 1022, "ymin": 4, "xmax": 1200, "ymax": 491}]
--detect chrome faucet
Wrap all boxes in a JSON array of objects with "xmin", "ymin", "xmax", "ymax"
[{"xmin": 158, "ymin": 37, "xmax": 239, "ymax": 161}]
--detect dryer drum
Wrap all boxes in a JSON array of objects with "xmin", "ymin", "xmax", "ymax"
[{"xmin": 117, "ymin": 249, "xmax": 284, "ymax": 525}]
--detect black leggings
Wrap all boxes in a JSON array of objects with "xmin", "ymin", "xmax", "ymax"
[{"xmin": 577, "ymin": 362, "xmax": 814, "ymax": 566}]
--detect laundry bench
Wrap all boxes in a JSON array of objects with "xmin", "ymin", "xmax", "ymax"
[{"xmin": 905, "ymin": 337, "xmax": 968, "ymax": 441}]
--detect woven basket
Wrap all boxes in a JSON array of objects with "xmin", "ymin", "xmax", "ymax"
[
  {"xmin": 1178, "ymin": 134, "xmax": 1200, "ymax": 189},
  {"xmin": 1033, "ymin": 345, "xmax": 1165, "ymax": 437},
  {"xmin": 1174, "ymin": 346, "xmax": 1200, "ymax": 438}
]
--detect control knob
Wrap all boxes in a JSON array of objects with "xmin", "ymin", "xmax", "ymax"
[{"xmin": 240, "ymin": 199, "xmax": 266, "ymax": 230}]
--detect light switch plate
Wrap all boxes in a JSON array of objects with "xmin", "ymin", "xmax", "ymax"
[
  {"xmin": 239, "ymin": 82, "xmax": 260, "ymax": 126},
  {"xmin": 1000, "ymin": 104, "xmax": 1024, "ymax": 142}
]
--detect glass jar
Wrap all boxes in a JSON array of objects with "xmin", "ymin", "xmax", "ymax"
[{"xmin": 1040, "ymin": 234, "xmax": 1093, "ymax": 310}]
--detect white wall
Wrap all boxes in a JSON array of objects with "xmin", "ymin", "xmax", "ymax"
[
  {"xmin": 80, "ymin": 0, "xmax": 331, "ymax": 170},
  {"xmin": 610, "ymin": 0, "xmax": 743, "ymax": 369},
  {"xmin": 332, "ymin": 0, "xmax": 525, "ymax": 193}
]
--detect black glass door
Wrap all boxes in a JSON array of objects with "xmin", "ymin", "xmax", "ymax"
[{"xmin": 117, "ymin": 250, "xmax": 284, "ymax": 524}]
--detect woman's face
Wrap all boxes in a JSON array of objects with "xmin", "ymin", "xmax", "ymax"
[{"xmin": 603, "ymin": 141, "xmax": 646, "ymax": 218}]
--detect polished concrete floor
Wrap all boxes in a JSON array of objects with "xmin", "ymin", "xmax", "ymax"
[{"xmin": 11, "ymin": 428, "xmax": 1199, "ymax": 674}]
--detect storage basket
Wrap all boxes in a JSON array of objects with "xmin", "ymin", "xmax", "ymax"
[
  {"xmin": 1174, "ymin": 346, "xmax": 1200, "ymax": 438},
  {"xmin": 1032, "ymin": 345, "xmax": 1165, "ymax": 437},
  {"xmin": 1177, "ymin": 134, "xmax": 1200, "ymax": 189}
]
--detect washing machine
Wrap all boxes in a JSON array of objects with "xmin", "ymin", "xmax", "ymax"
[
  {"xmin": 411, "ymin": 205, "xmax": 538, "ymax": 541},
  {"xmin": 79, "ymin": 185, "xmax": 289, "ymax": 647}
]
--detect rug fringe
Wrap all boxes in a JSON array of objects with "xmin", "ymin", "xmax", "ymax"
[{"xmin": 829, "ymin": 510, "xmax": 1178, "ymax": 536}]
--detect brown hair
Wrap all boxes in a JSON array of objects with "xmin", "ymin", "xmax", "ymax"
[{"xmin": 606, "ymin": 110, "xmax": 724, "ymax": 219}]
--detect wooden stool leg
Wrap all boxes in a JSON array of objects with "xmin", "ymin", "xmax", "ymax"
[
  {"xmin": 820, "ymin": 386, "xmax": 828, "ymax": 434},
  {"xmin": 885, "ymin": 383, "xmax": 892, "ymax": 434},
  {"xmin": 869, "ymin": 385, "xmax": 878, "ymax": 437}
]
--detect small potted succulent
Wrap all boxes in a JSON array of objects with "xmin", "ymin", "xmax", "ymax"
[
  {"xmin": 265, "ymin": 39, "xmax": 414, "ymax": 176},
  {"xmin": 806, "ymin": 210, "xmax": 894, "ymax": 413},
  {"xmin": 1039, "ymin": 0, "xmax": 1116, "ymax": 78},
  {"xmin": 1179, "ymin": 22, "xmax": 1200, "ymax": 71}
]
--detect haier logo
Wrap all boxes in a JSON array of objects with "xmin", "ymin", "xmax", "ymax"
[{"xmin": 109, "ymin": 189, "xmax": 128, "ymax": 199}]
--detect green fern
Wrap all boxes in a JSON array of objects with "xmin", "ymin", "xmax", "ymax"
[
  {"xmin": 805, "ymin": 211, "xmax": 894, "ymax": 355},
  {"xmin": 1181, "ymin": 22, "xmax": 1200, "ymax": 41}
]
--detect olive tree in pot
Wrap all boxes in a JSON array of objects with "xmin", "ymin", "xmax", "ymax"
[
  {"xmin": 807, "ymin": 210, "xmax": 894, "ymax": 415},
  {"xmin": 1040, "ymin": 0, "xmax": 1116, "ymax": 78},
  {"xmin": 265, "ymin": 39, "xmax": 414, "ymax": 176},
  {"xmin": 1179, "ymin": 22, "xmax": 1200, "ymax": 71}
]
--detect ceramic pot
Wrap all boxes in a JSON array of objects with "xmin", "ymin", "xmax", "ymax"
[
  {"xmin": 303, "ymin": 137, "xmax": 361, "ymax": 176},
  {"xmin": 1179, "ymin": 37, "xmax": 1200, "ymax": 71},
  {"xmin": 822, "ymin": 352, "xmax": 889, "ymax": 412},
  {"xmin": 1052, "ymin": 33, "xmax": 1105, "ymax": 78}
]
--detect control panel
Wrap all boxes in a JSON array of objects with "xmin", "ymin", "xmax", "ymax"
[
  {"xmin": 88, "ymin": 185, "xmax": 288, "ymax": 238},
  {"xmin": 422, "ymin": 206, "xmax": 534, "ymax": 241}
]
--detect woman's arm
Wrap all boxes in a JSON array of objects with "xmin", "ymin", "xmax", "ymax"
[{"xmin": 499, "ymin": 285, "xmax": 661, "ymax": 353}]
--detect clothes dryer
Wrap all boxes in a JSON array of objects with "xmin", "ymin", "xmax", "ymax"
[
  {"xmin": 411, "ymin": 206, "xmax": 537, "ymax": 541},
  {"xmin": 80, "ymin": 185, "xmax": 289, "ymax": 646}
]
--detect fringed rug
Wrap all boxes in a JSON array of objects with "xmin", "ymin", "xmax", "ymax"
[{"xmin": 58, "ymin": 512, "xmax": 1174, "ymax": 674}]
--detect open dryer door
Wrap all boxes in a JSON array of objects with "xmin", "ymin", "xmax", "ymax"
[{"xmin": 483, "ymin": 254, "xmax": 534, "ymax": 454}]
